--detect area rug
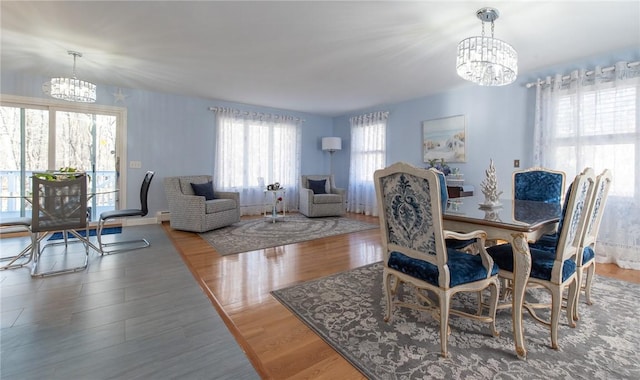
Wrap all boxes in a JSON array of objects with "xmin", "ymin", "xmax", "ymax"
[
  {"xmin": 47, "ymin": 226, "xmax": 122, "ymax": 240},
  {"xmin": 199, "ymin": 215, "xmax": 378, "ymax": 255},
  {"xmin": 272, "ymin": 262, "xmax": 640, "ymax": 380}
]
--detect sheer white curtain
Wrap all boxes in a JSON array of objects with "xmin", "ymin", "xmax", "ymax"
[
  {"xmin": 212, "ymin": 107, "xmax": 302, "ymax": 215},
  {"xmin": 532, "ymin": 61, "xmax": 640, "ymax": 269},
  {"xmin": 347, "ymin": 111, "xmax": 388, "ymax": 216}
]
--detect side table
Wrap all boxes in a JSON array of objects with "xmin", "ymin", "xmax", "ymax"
[{"xmin": 264, "ymin": 188, "xmax": 286, "ymax": 223}]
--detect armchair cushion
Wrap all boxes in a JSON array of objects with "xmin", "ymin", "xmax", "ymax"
[
  {"xmin": 308, "ymin": 179, "xmax": 327, "ymax": 194},
  {"xmin": 191, "ymin": 181, "xmax": 216, "ymax": 200}
]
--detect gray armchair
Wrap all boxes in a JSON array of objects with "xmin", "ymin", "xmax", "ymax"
[
  {"xmin": 163, "ymin": 175, "xmax": 240, "ymax": 232},
  {"xmin": 299, "ymin": 174, "xmax": 346, "ymax": 217}
]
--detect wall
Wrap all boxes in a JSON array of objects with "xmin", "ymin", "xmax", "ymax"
[
  {"xmin": 3, "ymin": 47, "xmax": 638, "ymax": 218},
  {"xmin": 0, "ymin": 71, "xmax": 335, "ymax": 219},
  {"xmin": 331, "ymin": 47, "xmax": 640, "ymax": 198}
]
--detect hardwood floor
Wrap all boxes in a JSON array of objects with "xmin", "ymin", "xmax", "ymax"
[{"xmin": 163, "ymin": 213, "xmax": 640, "ymax": 379}]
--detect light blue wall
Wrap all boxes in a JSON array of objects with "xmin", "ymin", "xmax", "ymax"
[
  {"xmin": 0, "ymin": 71, "xmax": 334, "ymax": 216},
  {"xmin": 2, "ymin": 47, "xmax": 637, "ymax": 216},
  {"xmin": 332, "ymin": 47, "xmax": 640, "ymax": 198}
]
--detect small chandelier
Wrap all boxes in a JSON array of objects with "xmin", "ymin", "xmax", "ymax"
[
  {"xmin": 50, "ymin": 51, "xmax": 97, "ymax": 103},
  {"xmin": 456, "ymin": 7, "xmax": 517, "ymax": 86}
]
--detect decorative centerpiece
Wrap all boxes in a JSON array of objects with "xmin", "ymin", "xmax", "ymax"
[
  {"xmin": 480, "ymin": 159, "xmax": 502, "ymax": 208},
  {"xmin": 273, "ymin": 196, "xmax": 282, "ymax": 217},
  {"xmin": 427, "ymin": 158, "xmax": 451, "ymax": 176}
]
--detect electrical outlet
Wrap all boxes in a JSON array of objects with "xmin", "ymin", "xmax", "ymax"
[
  {"xmin": 129, "ymin": 160, "xmax": 142, "ymax": 169},
  {"xmin": 514, "ymin": 159, "xmax": 520, "ymax": 168}
]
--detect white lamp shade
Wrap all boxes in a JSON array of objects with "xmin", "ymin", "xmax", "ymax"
[{"xmin": 322, "ymin": 137, "xmax": 342, "ymax": 152}]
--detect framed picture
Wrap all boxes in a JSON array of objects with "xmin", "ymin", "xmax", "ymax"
[{"xmin": 422, "ymin": 115, "xmax": 466, "ymax": 163}]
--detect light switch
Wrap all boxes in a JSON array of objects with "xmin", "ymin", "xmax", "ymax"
[
  {"xmin": 514, "ymin": 159, "xmax": 520, "ymax": 168},
  {"xmin": 129, "ymin": 161, "xmax": 142, "ymax": 169}
]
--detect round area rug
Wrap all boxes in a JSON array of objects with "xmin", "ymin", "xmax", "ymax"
[{"xmin": 199, "ymin": 214, "xmax": 378, "ymax": 255}]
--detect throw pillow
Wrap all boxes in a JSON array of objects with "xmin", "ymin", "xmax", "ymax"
[
  {"xmin": 191, "ymin": 181, "xmax": 216, "ymax": 200},
  {"xmin": 308, "ymin": 179, "xmax": 327, "ymax": 194}
]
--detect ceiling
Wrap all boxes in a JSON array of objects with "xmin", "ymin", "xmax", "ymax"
[{"xmin": 1, "ymin": 1, "xmax": 639, "ymax": 116}]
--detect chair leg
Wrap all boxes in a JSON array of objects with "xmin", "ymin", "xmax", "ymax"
[
  {"xmin": 550, "ymin": 285, "xmax": 563, "ymax": 350},
  {"xmin": 584, "ymin": 263, "xmax": 596, "ymax": 305},
  {"xmin": 383, "ymin": 271, "xmax": 394, "ymax": 322},
  {"xmin": 439, "ymin": 295, "xmax": 451, "ymax": 358},
  {"xmin": 97, "ymin": 219, "xmax": 150, "ymax": 255},
  {"xmin": 488, "ymin": 281, "xmax": 500, "ymax": 337}
]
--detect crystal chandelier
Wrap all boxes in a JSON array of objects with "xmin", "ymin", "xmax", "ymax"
[
  {"xmin": 50, "ymin": 51, "xmax": 96, "ymax": 103},
  {"xmin": 456, "ymin": 7, "xmax": 517, "ymax": 86}
]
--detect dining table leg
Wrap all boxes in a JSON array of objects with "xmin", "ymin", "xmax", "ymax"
[{"xmin": 509, "ymin": 232, "xmax": 533, "ymax": 360}]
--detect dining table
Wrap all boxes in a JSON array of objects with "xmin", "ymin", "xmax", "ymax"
[
  {"xmin": 0, "ymin": 188, "xmax": 119, "ymax": 261},
  {"xmin": 442, "ymin": 194, "xmax": 562, "ymax": 359}
]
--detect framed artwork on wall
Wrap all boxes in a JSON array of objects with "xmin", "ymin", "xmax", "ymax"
[{"xmin": 422, "ymin": 115, "xmax": 466, "ymax": 163}]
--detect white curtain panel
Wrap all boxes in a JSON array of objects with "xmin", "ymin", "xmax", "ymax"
[
  {"xmin": 533, "ymin": 61, "xmax": 640, "ymax": 269},
  {"xmin": 347, "ymin": 111, "xmax": 388, "ymax": 216},
  {"xmin": 213, "ymin": 107, "xmax": 302, "ymax": 216}
]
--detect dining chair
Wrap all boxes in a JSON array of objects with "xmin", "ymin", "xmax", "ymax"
[
  {"xmin": 429, "ymin": 168, "xmax": 477, "ymax": 252},
  {"xmin": 0, "ymin": 217, "xmax": 35, "ymax": 270},
  {"xmin": 97, "ymin": 170, "xmax": 154, "ymax": 255},
  {"xmin": 513, "ymin": 167, "xmax": 566, "ymax": 204},
  {"xmin": 573, "ymin": 169, "xmax": 612, "ymax": 320},
  {"xmin": 487, "ymin": 169, "xmax": 595, "ymax": 350},
  {"xmin": 375, "ymin": 162, "xmax": 500, "ymax": 358},
  {"xmin": 31, "ymin": 172, "xmax": 90, "ymax": 277}
]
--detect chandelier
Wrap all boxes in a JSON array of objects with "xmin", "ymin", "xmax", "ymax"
[
  {"xmin": 50, "ymin": 51, "xmax": 96, "ymax": 103},
  {"xmin": 456, "ymin": 7, "xmax": 517, "ymax": 86}
]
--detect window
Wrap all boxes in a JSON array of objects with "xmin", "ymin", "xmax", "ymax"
[
  {"xmin": 533, "ymin": 62, "xmax": 640, "ymax": 269},
  {"xmin": 347, "ymin": 111, "xmax": 388, "ymax": 216},
  {"xmin": 552, "ymin": 86, "xmax": 636, "ymax": 197},
  {"xmin": 213, "ymin": 108, "xmax": 302, "ymax": 215},
  {"xmin": 0, "ymin": 95, "xmax": 126, "ymax": 220}
]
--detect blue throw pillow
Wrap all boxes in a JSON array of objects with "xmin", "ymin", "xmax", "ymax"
[
  {"xmin": 191, "ymin": 181, "xmax": 216, "ymax": 200},
  {"xmin": 308, "ymin": 179, "xmax": 327, "ymax": 194}
]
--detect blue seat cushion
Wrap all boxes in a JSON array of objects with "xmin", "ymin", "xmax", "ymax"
[
  {"xmin": 387, "ymin": 249, "xmax": 498, "ymax": 288},
  {"xmin": 582, "ymin": 246, "xmax": 595, "ymax": 264},
  {"xmin": 487, "ymin": 244, "xmax": 576, "ymax": 282}
]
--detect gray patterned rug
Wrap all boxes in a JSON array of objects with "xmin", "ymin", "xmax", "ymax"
[
  {"xmin": 199, "ymin": 214, "xmax": 378, "ymax": 255},
  {"xmin": 272, "ymin": 262, "xmax": 640, "ymax": 380}
]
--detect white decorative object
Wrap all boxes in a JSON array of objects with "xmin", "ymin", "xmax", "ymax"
[{"xmin": 480, "ymin": 159, "xmax": 502, "ymax": 208}]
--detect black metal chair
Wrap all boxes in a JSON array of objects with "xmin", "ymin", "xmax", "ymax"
[
  {"xmin": 0, "ymin": 217, "xmax": 38, "ymax": 270},
  {"xmin": 97, "ymin": 171, "xmax": 154, "ymax": 254}
]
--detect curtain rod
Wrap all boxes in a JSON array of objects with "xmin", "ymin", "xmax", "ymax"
[
  {"xmin": 208, "ymin": 106, "xmax": 305, "ymax": 123},
  {"xmin": 525, "ymin": 60, "xmax": 640, "ymax": 88}
]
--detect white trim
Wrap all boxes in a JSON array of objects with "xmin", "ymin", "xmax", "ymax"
[{"xmin": 0, "ymin": 93, "xmax": 128, "ymax": 208}]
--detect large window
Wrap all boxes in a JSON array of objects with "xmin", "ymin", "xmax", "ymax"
[
  {"xmin": 533, "ymin": 61, "xmax": 640, "ymax": 269},
  {"xmin": 347, "ymin": 111, "xmax": 388, "ymax": 216},
  {"xmin": 0, "ymin": 95, "xmax": 126, "ymax": 220},
  {"xmin": 213, "ymin": 107, "xmax": 302, "ymax": 215}
]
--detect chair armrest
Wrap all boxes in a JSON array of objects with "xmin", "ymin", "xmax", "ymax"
[
  {"xmin": 214, "ymin": 191, "xmax": 240, "ymax": 203},
  {"xmin": 443, "ymin": 230, "xmax": 485, "ymax": 241},
  {"xmin": 444, "ymin": 230, "xmax": 494, "ymax": 277},
  {"xmin": 331, "ymin": 187, "xmax": 346, "ymax": 197},
  {"xmin": 172, "ymin": 194, "xmax": 206, "ymax": 213},
  {"xmin": 300, "ymin": 188, "xmax": 314, "ymax": 204}
]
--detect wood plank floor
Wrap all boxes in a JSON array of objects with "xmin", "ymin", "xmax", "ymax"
[{"xmin": 163, "ymin": 212, "xmax": 640, "ymax": 379}]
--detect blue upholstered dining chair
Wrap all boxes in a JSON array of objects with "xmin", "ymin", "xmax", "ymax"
[
  {"xmin": 374, "ymin": 162, "xmax": 500, "ymax": 358},
  {"xmin": 513, "ymin": 167, "xmax": 565, "ymax": 204},
  {"xmin": 572, "ymin": 169, "xmax": 612, "ymax": 320},
  {"xmin": 487, "ymin": 169, "xmax": 595, "ymax": 350},
  {"xmin": 429, "ymin": 168, "xmax": 477, "ymax": 252}
]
